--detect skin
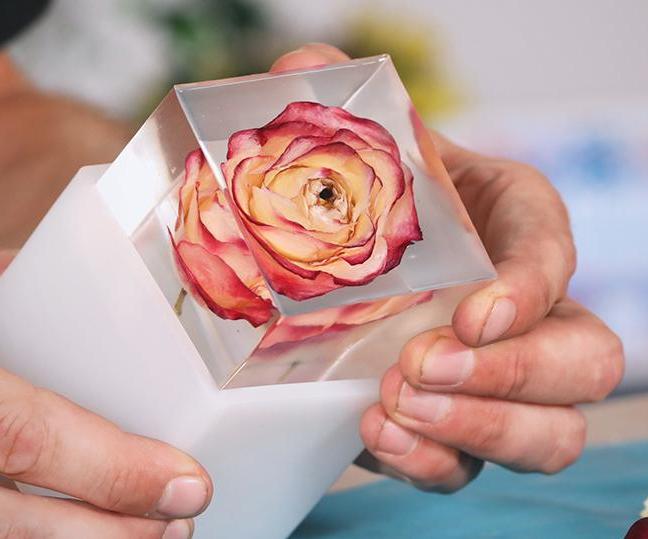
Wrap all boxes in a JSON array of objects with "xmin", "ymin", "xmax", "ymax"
[
  {"xmin": 0, "ymin": 53, "xmax": 131, "ymax": 249},
  {"xmin": 0, "ymin": 42, "xmax": 624, "ymax": 536},
  {"xmin": 271, "ymin": 44, "xmax": 624, "ymax": 491}
]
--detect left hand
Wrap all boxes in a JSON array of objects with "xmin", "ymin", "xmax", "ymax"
[
  {"xmin": 0, "ymin": 52, "xmax": 130, "ymax": 249},
  {"xmin": 271, "ymin": 43, "xmax": 625, "ymax": 492}
]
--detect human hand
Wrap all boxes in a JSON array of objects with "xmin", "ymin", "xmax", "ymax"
[
  {"xmin": 0, "ymin": 365, "xmax": 213, "ymax": 538},
  {"xmin": 0, "ymin": 54, "xmax": 211, "ymax": 539},
  {"xmin": 0, "ymin": 53, "xmax": 130, "ymax": 249},
  {"xmin": 271, "ymin": 43, "xmax": 624, "ymax": 491}
]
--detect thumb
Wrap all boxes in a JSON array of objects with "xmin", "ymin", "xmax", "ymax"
[
  {"xmin": 270, "ymin": 43, "xmax": 350, "ymax": 73},
  {"xmin": 0, "ymin": 248, "xmax": 17, "ymax": 274}
]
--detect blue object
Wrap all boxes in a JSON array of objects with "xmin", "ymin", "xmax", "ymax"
[{"xmin": 292, "ymin": 442, "xmax": 648, "ymax": 538}]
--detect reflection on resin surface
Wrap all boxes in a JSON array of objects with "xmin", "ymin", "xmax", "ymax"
[{"xmin": 225, "ymin": 286, "xmax": 469, "ymax": 388}]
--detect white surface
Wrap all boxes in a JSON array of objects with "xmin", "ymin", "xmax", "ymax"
[
  {"xmin": 0, "ymin": 165, "xmax": 379, "ymax": 539},
  {"xmin": 268, "ymin": 0, "xmax": 648, "ymax": 107},
  {"xmin": 10, "ymin": 0, "xmax": 648, "ymax": 116}
]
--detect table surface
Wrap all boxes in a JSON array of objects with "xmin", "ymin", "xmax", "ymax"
[
  {"xmin": 297, "ymin": 393, "xmax": 648, "ymax": 538},
  {"xmin": 294, "ymin": 440, "xmax": 648, "ymax": 539},
  {"xmin": 331, "ymin": 392, "xmax": 648, "ymax": 491}
]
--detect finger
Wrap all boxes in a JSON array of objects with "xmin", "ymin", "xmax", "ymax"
[
  {"xmin": 0, "ymin": 367, "xmax": 212, "ymax": 518},
  {"xmin": 0, "ymin": 488, "xmax": 193, "ymax": 539},
  {"xmin": 439, "ymin": 145, "xmax": 577, "ymax": 346},
  {"xmin": 269, "ymin": 42, "xmax": 350, "ymax": 73},
  {"xmin": 381, "ymin": 366, "xmax": 587, "ymax": 474},
  {"xmin": 399, "ymin": 299, "xmax": 624, "ymax": 404},
  {"xmin": 359, "ymin": 403, "xmax": 483, "ymax": 493},
  {"xmin": 0, "ymin": 248, "xmax": 17, "ymax": 273}
]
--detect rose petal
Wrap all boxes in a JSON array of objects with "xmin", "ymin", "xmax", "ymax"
[
  {"xmin": 356, "ymin": 148, "xmax": 406, "ymax": 216},
  {"xmin": 249, "ymin": 183, "xmax": 351, "ymax": 240},
  {"xmin": 249, "ymin": 185, "xmax": 307, "ymax": 227},
  {"xmin": 200, "ymin": 189, "xmax": 245, "ymax": 245},
  {"xmin": 251, "ymin": 224, "xmax": 343, "ymax": 263},
  {"xmin": 258, "ymin": 121, "xmax": 327, "ymax": 153},
  {"xmin": 206, "ymin": 239, "xmax": 270, "ymax": 300},
  {"xmin": 247, "ymin": 186, "xmax": 377, "ymax": 255},
  {"xmin": 226, "ymin": 128, "xmax": 261, "ymax": 159},
  {"xmin": 224, "ymin": 121, "xmax": 327, "ymax": 180},
  {"xmin": 270, "ymin": 128, "xmax": 372, "ymax": 170},
  {"xmin": 228, "ymin": 155, "xmax": 275, "ymax": 215},
  {"xmin": 339, "ymin": 222, "xmax": 377, "ymax": 265},
  {"xmin": 266, "ymin": 102, "xmax": 400, "ymax": 160},
  {"xmin": 289, "ymin": 235, "xmax": 389, "ymax": 286},
  {"xmin": 172, "ymin": 237, "xmax": 274, "ymax": 327},
  {"xmin": 177, "ymin": 149, "xmax": 204, "ymax": 230},
  {"xmin": 243, "ymin": 231, "xmax": 340, "ymax": 299},
  {"xmin": 263, "ymin": 165, "xmax": 328, "ymax": 198},
  {"xmin": 382, "ymin": 163, "xmax": 423, "ymax": 272},
  {"xmin": 290, "ymin": 142, "xmax": 376, "ymax": 219}
]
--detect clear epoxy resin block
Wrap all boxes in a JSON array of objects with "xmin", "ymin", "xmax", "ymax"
[{"xmin": 97, "ymin": 55, "xmax": 494, "ymax": 388}]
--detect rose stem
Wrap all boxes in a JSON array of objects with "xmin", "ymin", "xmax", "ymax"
[{"xmin": 174, "ymin": 288, "xmax": 188, "ymax": 316}]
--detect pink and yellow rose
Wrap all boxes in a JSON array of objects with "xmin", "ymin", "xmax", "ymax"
[
  {"xmin": 171, "ymin": 101, "xmax": 423, "ymax": 329},
  {"xmin": 222, "ymin": 101, "xmax": 422, "ymax": 300},
  {"xmin": 171, "ymin": 150, "xmax": 274, "ymax": 326}
]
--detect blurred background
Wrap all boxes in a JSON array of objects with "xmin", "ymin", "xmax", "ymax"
[{"xmin": 7, "ymin": 0, "xmax": 648, "ymax": 392}]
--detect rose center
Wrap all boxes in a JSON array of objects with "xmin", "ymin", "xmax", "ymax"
[
  {"xmin": 302, "ymin": 178, "xmax": 349, "ymax": 224},
  {"xmin": 319, "ymin": 187, "xmax": 334, "ymax": 201}
]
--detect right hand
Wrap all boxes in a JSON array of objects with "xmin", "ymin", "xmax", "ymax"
[{"xmin": 0, "ymin": 364, "xmax": 212, "ymax": 538}]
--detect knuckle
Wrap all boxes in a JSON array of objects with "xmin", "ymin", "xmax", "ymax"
[
  {"xmin": 496, "ymin": 160, "xmax": 551, "ymax": 192},
  {"xmin": 509, "ymin": 260, "xmax": 555, "ymax": 315},
  {"xmin": 0, "ymin": 523, "xmax": 27, "ymax": 539},
  {"xmin": 505, "ymin": 160, "xmax": 543, "ymax": 180},
  {"xmin": 398, "ymin": 334, "xmax": 424, "ymax": 379},
  {"xmin": 412, "ymin": 452, "xmax": 482, "ymax": 495},
  {"xmin": 541, "ymin": 410, "xmax": 586, "ymax": 474},
  {"xmin": 498, "ymin": 345, "xmax": 531, "ymax": 400},
  {"xmin": 530, "ymin": 262, "xmax": 556, "ymax": 314},
  {"xmin": 589, "ymin": 331, "xmax": 625, "ymax": 401},
  {"xmin": 379, "ymin": 365, "xmax": 404, "ymax": 412},
  {"xmin": 140, "ymin": 526, "xmax": 166, "ymax": 539},
  {"xmin": 0, "ymin": 389, "xmax": 49, "ymax": 477},
  {"xmin": 95, "ymin": 461, "xmax": 145, "ymax": 512},
  {"xmin": 561, "ymin": 236, "xmax": 578, "ymax": 281},
  {"xmin": 539, "ymin": 234, "xmax": 577, "ymax": 297},
  {"xmin": 470, "ymin": 403, "xmax": 509, "ymax": 455},
  {"xmin": 116, "ymin": 520, "xmax": 167, "ymax": 539},
  {"xmin": 415, "ymin": 454, "xmax": 460, "ymax": 488}
]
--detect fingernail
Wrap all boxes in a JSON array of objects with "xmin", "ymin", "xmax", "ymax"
[
  {"xmin": 162, "ymin": 519, "xmax": 194, "ymax": 539},
  {"xmin": 480, "ymin": 297, "xmax": 517, "ymax": 344},
  {"xmin": 420, "ymin": 338, "xmax": 474, "ymax": 386},
  {"xmin": 376, "ymin": 419, "xmax": 419, "ymax": 456},
  {"xmin": 397, "ymin": 384, "xmax": 452, "ymax": 423},
  {"xmin": 156, "ymin": 476, "xmax": 209, "ymax": 518}
]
